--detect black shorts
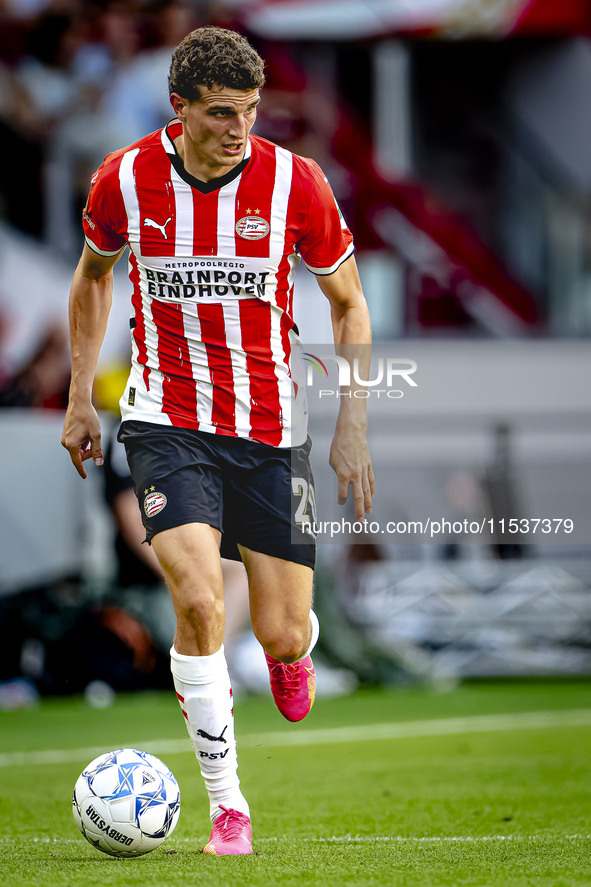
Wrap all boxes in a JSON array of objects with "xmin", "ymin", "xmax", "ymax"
[{"xmin": 118, "ymin": 421, "xmax": 316, "ymax": 569}]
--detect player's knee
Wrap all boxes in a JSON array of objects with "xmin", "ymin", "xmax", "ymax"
[
  {"xmin": 263, "ymin": 625, "xmax": 308, "ymax": 664},
  {"xmin": 178, "ymin": 596, "xmax": 224, "ymax": 633}
]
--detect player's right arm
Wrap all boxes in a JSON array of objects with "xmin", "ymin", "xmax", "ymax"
[{"xmin": 61, "ymin": 244, "xmax": 124, "ymax": 479}]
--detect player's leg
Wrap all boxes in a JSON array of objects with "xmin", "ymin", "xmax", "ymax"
[
  {"xmin": 241, "ymin": 550, "xmax": 314, "ymax": 661},
  {"xmin": 221, "ymin": 434, "xmax": 318, "ymax": 721},
  {"xmin": 240, "ymin": 548, "xmax": 319, "ymax": 721},
  {"xmin": 151, "ymin": 522, "xmax": 252, "ymax": 855},
  {"xmin": 118, "ymin": 423, "xmax": 252, "ymax": 854},
  {"xmin": 220, "ymin": 559, "xmax": 250, "ymax": 674},
  {"xmin": 153, "ymin": 521, "xmax": 225, "ymax": 656}
]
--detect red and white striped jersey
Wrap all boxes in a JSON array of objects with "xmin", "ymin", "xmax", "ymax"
[{"xmin": 83, "ymin": 120, "xmax": 354, "ymax": 447}]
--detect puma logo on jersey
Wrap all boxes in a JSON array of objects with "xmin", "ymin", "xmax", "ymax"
[{"xmin": 144, "ymin": 217, "xmax": 172, "ymax": 239}]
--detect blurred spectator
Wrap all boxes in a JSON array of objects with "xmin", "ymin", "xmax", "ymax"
[
  {"xmin": 41, "ymin": 1, "xmax": 198, "ymax": 255},
  {"xmin": 1, "ymin": 0, "xmax": 59, "ymax": 21},
  {"xmin": 101, "ymin": 0, "xmax": 196, "ymax": 148},
  {"xmin": 0, "ymin": 221, "xmax": 72, "ymax": 390},
  {"xmin": 15, "ymin": 13, "xmax": 81, "ymax": 134},
  {"xmin": 0, "ymin": 64, "xmax": 45, "ymax": 235},
  {"xmin": 0, "ymin": 320, "xmax": 70, "ymax": 407},
  {"xmin": 44, "ymin": 4, "xmax": 142, "ymax": 253}
]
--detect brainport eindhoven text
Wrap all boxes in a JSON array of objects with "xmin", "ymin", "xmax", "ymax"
[{"xmin": 143, "ymin": 265, "xmax": 269, "ymax": 299}]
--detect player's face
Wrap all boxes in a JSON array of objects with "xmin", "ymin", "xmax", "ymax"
[{"xmin": 171, "ymin": 85, "xmax": 260, "ymax": 175}]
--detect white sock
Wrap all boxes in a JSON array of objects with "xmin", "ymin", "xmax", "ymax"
[
  {"xmin": 297, "ymin": 609, "xmax": 320, "ymax": 662},
  {"xmin": 170, "ymin": 644, "xmax": 250, "ymax": 823}
]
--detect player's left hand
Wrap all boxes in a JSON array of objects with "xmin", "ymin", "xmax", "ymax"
[
  {"xmin": 329, "ymin": 420, "xmax": 375, "ymax": 521},
  {"xmin": 61, "ymin": 401, "xmax": 104, "ymax": 479}
]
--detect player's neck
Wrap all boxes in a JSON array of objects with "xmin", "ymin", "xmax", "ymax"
[{"xmin": 174, "ymin": 134, "xmax": 246, "ymax": 184}]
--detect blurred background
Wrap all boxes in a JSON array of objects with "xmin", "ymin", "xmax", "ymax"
[{"xmin": 1, "ymin": 0, "xmax": 591, "ymax": 708}]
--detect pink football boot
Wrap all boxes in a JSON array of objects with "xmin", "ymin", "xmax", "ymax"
[
  {"xmin": 203, "ymin": 806, "xmax": 253, "ymax": 856},
  {"xmin": 265, "ymin": 652, "xmax": 316, "ymax": 722}
]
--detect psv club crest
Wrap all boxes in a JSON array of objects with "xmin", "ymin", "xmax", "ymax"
[
  {"xmin": 235, "ymin": 215, "xmax": 270, "ymax": 241},
  {"xmin": 144, "ymin": 489, "xmax": 167, "ymax": 518}
]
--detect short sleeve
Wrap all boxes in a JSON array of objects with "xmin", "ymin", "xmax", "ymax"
[
  {"xmin": 82, "ymin": 159, "xmax": 127, "ymax": 257},
  {"xmin": 297, "ymin": 160, "xmax": 354, "ymax": 275}
]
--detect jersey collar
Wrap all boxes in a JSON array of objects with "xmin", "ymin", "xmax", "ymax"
[{"xmin": 162, "ymin": 119, "xmax": 252, "ymax": 194}]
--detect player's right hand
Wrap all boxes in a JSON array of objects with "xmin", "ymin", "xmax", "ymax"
[{"xmin": 61, "ymin": 402, "xmax": 104, "ymax": 479}]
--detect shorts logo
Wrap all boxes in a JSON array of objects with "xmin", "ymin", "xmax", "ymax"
[
  {"xmin": 144, "ymin": 491, "xmax": 167, "ymax": 518},
  {"xmin": 235, "ymin": 216, "xmax": 270, "ymax": 241}
]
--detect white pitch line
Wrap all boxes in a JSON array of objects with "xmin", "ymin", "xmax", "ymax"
[
  {"xmin": 238, "ymin": 708, "xmax": 591, "ymax": 748},
  {"xmin": 1, "ymin": 708, "xmax": 591, "ymax": 769},
  {"xmin": 2, "ymin": 834, "xmax": 591, "ymax": 845},
  {"xmin": 167, "ymin": 835, "xmax": 591, "ymax": 844},
  {"xmin": 0, "ymin": 739, "xmax": 190, "ymax": 769},
  {"xmin": 256, "ymin": 835, "xmax": 591, "ymax": 844}
]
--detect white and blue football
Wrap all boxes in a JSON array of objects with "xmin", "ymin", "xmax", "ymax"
[{"xmin": 72, "ymin": 748, "xmax": 181, "ymax": 857}]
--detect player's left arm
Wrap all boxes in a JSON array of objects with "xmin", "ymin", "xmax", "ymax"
[{"xmin": 316, "ymin": 255, "xmax": 375, "ymax": 521}]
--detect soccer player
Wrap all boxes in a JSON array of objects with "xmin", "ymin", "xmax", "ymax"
[{"xmin": 61, "ymin": 26, "xmax": 373, "ymax": 855}]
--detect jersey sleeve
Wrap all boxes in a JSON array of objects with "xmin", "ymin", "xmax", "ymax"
[
  {"xmin": 296, "ymin": 159, "xmax": 354, "ymax": 275},
  {"xmin": 82, "ymin": 157, "xmax": 127, "ymax": 257}
]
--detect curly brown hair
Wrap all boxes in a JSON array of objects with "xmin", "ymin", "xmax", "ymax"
[{"xmin": 169, "ymin": 27, "xmax": 265, "ymax": 101}]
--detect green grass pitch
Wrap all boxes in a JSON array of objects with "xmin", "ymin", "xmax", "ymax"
[{"xmin": 1, "ymin": 681, "xmax": 591, "ymax": 886}]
